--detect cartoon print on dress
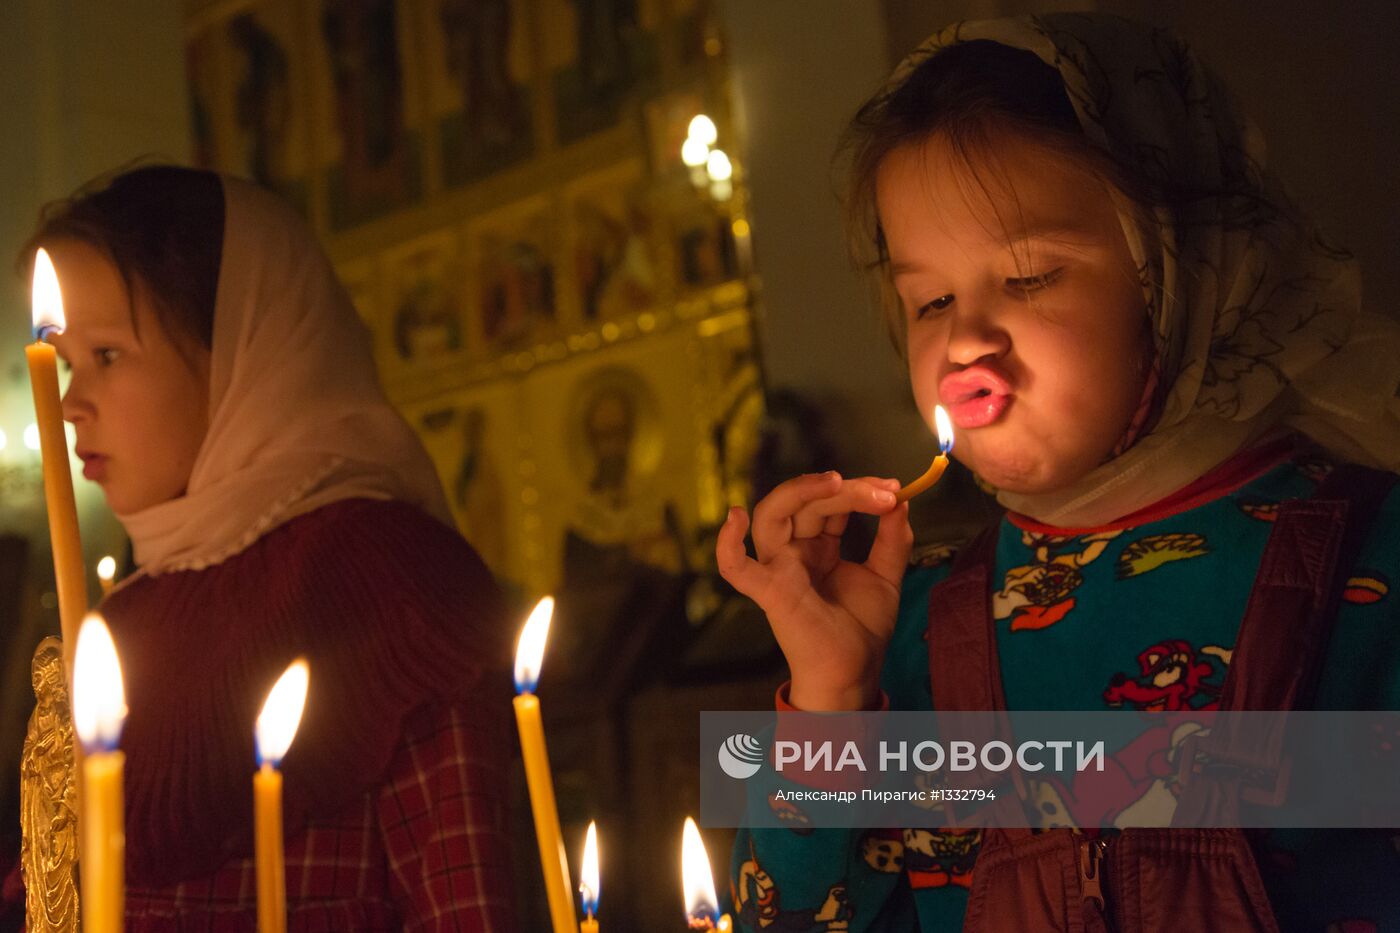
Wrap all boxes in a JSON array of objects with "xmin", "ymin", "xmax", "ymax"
[
  {"xmin": 1343, "ymin": 571, "xmax": 1389, "ymax": 605},
  {"xmin": 1115, "ymin": 532, "xmax": 1210, "ymax": 579},
  {"xmin": 734, "ymin": 842, "xmax": 780, "ymax": 929},
  {"xmin": 1238, "ymin": 499, "xmax": 1281, "ymax": 522},
  {"xmin": 995, "ymin": 530, "xmax": 1122, "ymax": 631},
  {"xmin": 1028, "ymin": 719, "xmax": 1206, "ymax": 828},
  {"xmin": 1062, "ymin": 640, "xmax": 1234, "ymax": 826},
  {"xmin": 1108, "ymin": 719, "xmax": 1206, "ymax": 828},
  {"xmin": 902, "ymin": 828, "xmax": 979, "ymax": 890},
  {"xmin": 907, "ymin": 771, "xmax": 963, "ymax": 813},
  {"xmin": 1103, "ymin": 639, "xmax": 1231, "ymax": 711},
  {"xmin": 860, "ymin": 830, "xmax": 904, "ymax": 873},
  {"xmin": 734, "ymin": 843, "xmax": 854, "ymax": 932},
  {"xmin": 1026, "ymin": 777, "xmax": 1076, "ymax": 829},
  {"xmin": 1296, "ymin": 456, "xmax": 1335, "ymax": 485},
  {"xmin": 768, "ymin": 792, "xmax": 813, "ymax": 834},
  {"xmin": 909, "ymin": 542, "xmax": 958, "ymax": 569},
  {"xmin": 810, "ymin": 885, "xmax": 854, "ymax": 932}
]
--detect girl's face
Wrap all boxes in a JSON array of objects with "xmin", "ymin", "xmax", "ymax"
[
  {"xmin": 876, "ymin": 131, "xmax": 1153, "ymax": 495},
  {"xmin": 46, "ymin": 238, "xmax": 211, "ymax": 514}
]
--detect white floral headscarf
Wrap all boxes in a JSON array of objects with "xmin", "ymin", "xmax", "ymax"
[{"xmin": 119, "ymin": 177, "xmax": 452, "ymax": 573}]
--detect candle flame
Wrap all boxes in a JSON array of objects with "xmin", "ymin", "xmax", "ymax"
[
  {"xmin": 934, "ymin": 404, "xmax": 954, "ymax": 454},
  {"xmin": 31, "ymin": 248, "xmax": 65, "ymax": 339},
  {"xmin": 73, "ymin": 613, "xmax": 127, "ymax": 753},
  {"xmin": 513, "ymin": 596, "xmax": 554, "ymax": 693},
  {"xmin": 706, "ymin": 149, "xmax": 733, "ymax": 182},
  {"xmin": 96, "ymin": 555, "xmax": 117, "ymax": 583},
  {"xmin": 687, "ymin": 114, "xmax": 718, "ymax": 147},
  {"xmin": 682, "ymin": 817, "xmax": 720, "ymax": 926},
  {"xmin": 580, "ymin": 821, "xmax": 600, "ymax": 917},
  {"xmin": 256, "ymin": 658, "xmax": 309, "ymax": 767},
  {"xmin": 681, "ymin": 136, "xmax": 709, "ymax": 168}
]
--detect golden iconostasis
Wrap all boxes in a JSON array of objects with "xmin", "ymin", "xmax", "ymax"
[
  {"xmin": 181, "ymin": 6, "xmax": 772, "ymax": 923},
  {"xmin": 184, "ymin": 0, "xmax": 765, "ymax": 601}
]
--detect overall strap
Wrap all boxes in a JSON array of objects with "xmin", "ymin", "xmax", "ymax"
[
  {"xmin": 928, "ymin": 524, "xmax": 1004, "ymax": 712},
  {"xmin": 1173, "ymin": 463, "xmax": 1396, "ymax": 825},
  {"xmin": 1218, "ymin": 463, "xmax": 1397, "ymax": 711},
  {"xmin": 925, "ymin": 524, "xmax": 1030, "ymax": 834}
]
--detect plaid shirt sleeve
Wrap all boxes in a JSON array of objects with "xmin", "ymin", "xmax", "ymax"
[{"xmin": 376, "ymin": 697, "xmax": 517, "ymax": 933}]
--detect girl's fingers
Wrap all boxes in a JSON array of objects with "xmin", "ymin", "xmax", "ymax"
[
  {"xmin": 790, "ymin": 477, "xmax": 900, "ymax": 539},
  {"xmin": 751, "ymin": 472, "xmax": 843, "ymax": 559},
  {"xmin": 864, "ymin": 500, "xmax": 913, "ymax": 588},
  {"xmin": 822, "ymin": 511, "xmax": 849, "ymax": 538},
  {"xmin": 716, "ymin": 507, "xmax": 773, "ymax": 601}
]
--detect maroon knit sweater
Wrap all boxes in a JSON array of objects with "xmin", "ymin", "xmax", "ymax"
[{"xmin": 95, "ymin": 498, "xmax": 514, "ymax": 915}]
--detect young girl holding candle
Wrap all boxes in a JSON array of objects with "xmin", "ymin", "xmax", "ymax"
[
  {"xmin": 9, "ymin": 165, "xmax": 516, "ymax": 932},
  {"xmin": 719, "ymin": 13, "xmax": 1400, "ymax": 932}
]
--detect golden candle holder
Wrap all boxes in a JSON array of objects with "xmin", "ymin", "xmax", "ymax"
[{"xmin": 20, "ymin": 636, "xmax": 80, "ymax": 933}]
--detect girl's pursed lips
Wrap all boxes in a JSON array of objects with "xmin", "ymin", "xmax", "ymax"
[
  {"xmin": 938, "ymin": 363, "xmax": 1014, "ymax": 403},
  {"xmin": 80, "ymin": 452, "xmax": 109, "ymax": 482},
  {"xmin": 947, "ymin": 392, "xmax": 1012, "ymax": 429},
  {"xmin": 939, "ymin": 363, "xmax": 1016, "ymax": 430}
]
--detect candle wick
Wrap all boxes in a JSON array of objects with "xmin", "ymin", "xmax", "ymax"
[{"xmin": 35, "ymin": 323, "xmax": 60, "ymax": 342}]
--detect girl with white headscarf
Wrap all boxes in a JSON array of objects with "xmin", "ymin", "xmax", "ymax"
[
  {"xmin": 14, "ymin": 166, "xmax": 515, "ymax": 931},
  {"xmin": 719, "ymin": 12, "xmax": 1400, "ymax": 931}
]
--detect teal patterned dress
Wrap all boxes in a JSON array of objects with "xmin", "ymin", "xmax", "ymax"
[{"xmin": 730, "ymin": 443, "xmax": 1400, "ymax": 932}]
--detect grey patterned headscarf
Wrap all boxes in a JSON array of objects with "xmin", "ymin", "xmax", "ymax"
[{"xmin": 884, "ymin": 13, "xmax": 1400, "ymax": 525}]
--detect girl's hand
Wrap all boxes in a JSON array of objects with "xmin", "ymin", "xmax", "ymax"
[{"xmin": 716, "ymin": 471, "xmax": 912, "ymax": 711}]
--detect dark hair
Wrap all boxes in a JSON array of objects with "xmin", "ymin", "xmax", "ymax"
[
  {"xmin": 21, "ymin": 164, "xmax": 225, "ymax": 355},
  {"xmin": 839, "ymin": 40, "xmax": 1161, "ymax": 352}
]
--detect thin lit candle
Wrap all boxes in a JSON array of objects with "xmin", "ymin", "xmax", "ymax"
[
  {"xmin": 513, "ymin": 597, "xmax": 578, "ymax": 933},
  {"xmin": 579, "ymin": 821, "xmax": 599, "ymax": 933},
  {"xmin": 254, "ymin": 659, "xmax": 309, "ymax": 933},
  {"xmin": 681, "ymin": 817, "xmax": 731, "ymax": 931},
  {"xmin": 74, "ymin": 613, "xmax": 127, "ymax": 933},
  {"xmin": 28, "ymin": 248, "xmax": 88, "ymax": 674},
  {"xmin": 894, "ymin": 405, "xmax": 955, "ymax": 504}
]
